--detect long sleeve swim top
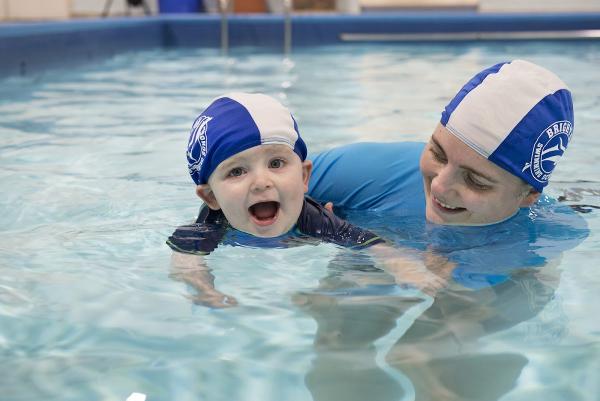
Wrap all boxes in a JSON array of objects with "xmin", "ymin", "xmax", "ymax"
[{"xmin": 166, "ymin": 196, "xmax": 385, "ymax": 255}]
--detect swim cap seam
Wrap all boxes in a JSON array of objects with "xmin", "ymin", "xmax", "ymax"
[{"xmin": 444, "ymin": 122, "xmax": 491, "ymax": 159}]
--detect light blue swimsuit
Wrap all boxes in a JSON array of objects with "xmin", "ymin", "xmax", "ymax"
[{"xmin": 308, "ymin": 142, "xmax": 588, "ymax": 290}]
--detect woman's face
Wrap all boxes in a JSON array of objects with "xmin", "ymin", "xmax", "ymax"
[{"xmin": 420, "ymin": 124, "xmax": 539, "ymax": 226}]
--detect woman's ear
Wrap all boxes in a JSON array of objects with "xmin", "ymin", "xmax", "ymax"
[
  {"xmin": 520, "ymin": 188, "xmax": 541, "ymax": 207},
  {"xmin": 302, "ymin": 159, "xmax": 313, "ymax": 193},
  {"xmin": 196, "ymin": 185, "xmax": 220, "ymax": 210}
]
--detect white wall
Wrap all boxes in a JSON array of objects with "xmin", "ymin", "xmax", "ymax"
[
  {"xmin": 479, "ymin": 0, "xmax": 600, "ymax": 12},
  {"xmin": 360, "ymin": 0, "xmax": 477, "ymax": 9},
  {"xmin": 0, "ymin": 1, "xmax": 7, "ymax": 20},
  {"xmin": 359, "ymin": 0, "xmax": 600, "ymax": 12},
  {"xmin": 71, "ymin": 0, "xmax": 158, "ymax": 17},
  {"xmin": 0, "ymin": 0, "xmax": 160, "ymax": 20},
  {"xmin": 4, "ymin": 0, "xmax": 71, "ymax": 20},
  {"xmin": 2, "ymin": 0, "xmax": 600, "ymax": 21}
]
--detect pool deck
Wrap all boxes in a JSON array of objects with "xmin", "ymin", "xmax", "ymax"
[{"xmin": 1, "ymin": 13, "xmax": 600, "ymax": 77}]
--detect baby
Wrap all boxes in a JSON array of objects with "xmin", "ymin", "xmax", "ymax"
[
  {"xmin": 169, "ymin": 92, "xmax": 385, "ymax": 249},
  {"xmin": 167, "ymin": 93, "xmax": 442, "ymax": 307}
]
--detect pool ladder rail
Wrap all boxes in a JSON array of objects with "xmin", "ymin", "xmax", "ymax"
[
  {"xmin": 219, "ymin": 0, "xmax": 230, "ymax": 56},
  {"xmin": 284, "ymin": 0, "xmax": 292, "ymax": 56},
  {"xmin": 219, "ymin": 0, "xmax": 293, "ymax": 57}
]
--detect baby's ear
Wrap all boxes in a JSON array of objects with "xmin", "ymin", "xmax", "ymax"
[
  {"xmin": 302, "ymin": 159, "xmax": 313, "ymax": 193},
  {"xmin": 196, "ymin": 185, "xmax": 220, "ymax": 210}
]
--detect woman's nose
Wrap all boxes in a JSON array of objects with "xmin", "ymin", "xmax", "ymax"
[{"xmin": 430, "ymin": 165, "xmax": 458, "ymax": 195}]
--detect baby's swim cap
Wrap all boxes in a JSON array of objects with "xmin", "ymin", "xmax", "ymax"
[
  {"xmin": 441, "ymin": 60, "xmax": 574, "ymax": 192},
  {"xmin": 186, "ymin": 92, "xmax": 307, "ymax": 185}
]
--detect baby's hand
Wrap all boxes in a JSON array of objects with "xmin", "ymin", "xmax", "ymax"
[{"xmin": 188, "ymin": 290, "xmax": 238, "ymax": 309}]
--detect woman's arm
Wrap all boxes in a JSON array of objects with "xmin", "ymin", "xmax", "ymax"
[{"xmin": 369, "ymin": 243, "xmax": 452, "ymax": 296}]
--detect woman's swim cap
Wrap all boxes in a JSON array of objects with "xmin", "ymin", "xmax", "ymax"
[
  {"xmin": 186, "ymin": 92, "xmax": 307, "ymax": 185},
  {"xmin": 441, "ymin": 60, "xmax": 574, "ymax": 192}
]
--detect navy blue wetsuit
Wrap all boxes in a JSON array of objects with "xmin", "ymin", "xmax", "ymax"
[{"xmin": 167, "ymin": 196, "xmax": 385, "ymax": 255}]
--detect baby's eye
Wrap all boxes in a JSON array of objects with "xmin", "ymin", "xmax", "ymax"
[
  {"xmin": 269, "ymin": 158, "xmax": 285, "ymax": 169},
  {"xmin": 228, "ymin": 167, "xmax": 245, "ymax": 177},
  {"xmin": 465, "ymin": 174, "xmax": 491, "ymax": 191}
]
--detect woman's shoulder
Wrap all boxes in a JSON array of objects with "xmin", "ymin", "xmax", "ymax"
[
  {"xmin": 308, "ymin": 141, "xmax": 426, "ymax": 214},
  {"xmin": 310, "ymin": 141, "xmax": 426, "ymax": 163}
]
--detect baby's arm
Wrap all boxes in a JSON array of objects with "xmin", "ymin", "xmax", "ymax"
[
  {"xmin": 170, "ymin": 251, "xmax": 238, "ymax": 308},
  {"xmin": 167, "ymin": 206, "xmax": 236, "ymax": 308}
]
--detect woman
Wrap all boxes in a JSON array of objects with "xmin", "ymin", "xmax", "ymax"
[
  {"xmin": 309, "ymin": 60, "xmax": 573, "ymax": 226},
  {"xmin": 308, "ymin": 59, "xmax": 588, "ymax": 291},
  {"xmin": 300, "ymin": 60, "xmax": 589, "ymax": 401}
]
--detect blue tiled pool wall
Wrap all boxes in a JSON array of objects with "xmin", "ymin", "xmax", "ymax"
[
  {"xmin": 1, "ymin": 13, "xmax": 600, "ymax": 77},
  {"xmin": 0, "ymin": 18, "xmax": 164, "ymax": 76}
]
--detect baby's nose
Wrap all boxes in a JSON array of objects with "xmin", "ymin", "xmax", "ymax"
[{"xmin": 251, "ymin": 174, "xmax": 273, "ymax": 192}]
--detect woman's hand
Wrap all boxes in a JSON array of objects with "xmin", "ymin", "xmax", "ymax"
[{"xmin": 370, "ymin": 243, "xmax": 449, "ymax": 296}]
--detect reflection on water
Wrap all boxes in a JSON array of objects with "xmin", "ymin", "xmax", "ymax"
[
  {"xmin": 299, "ymin": 284, "xmax": 536, "ymax": 401},
  {"xmin": 295, "ymin": 254, "xmax": 412, "ymax": 401},
  {"xmin": 387, "ymin": 267, "xmax": 559, "ymax": 401},
  {"xmin": 294, "ymin": 200, "xmax": 588, "ymax": 401},
  {"xmin": 293, "ymin": 246, "xmax": 561, "ymax": 401}
]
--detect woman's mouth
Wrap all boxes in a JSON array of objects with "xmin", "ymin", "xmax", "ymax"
[
  {"xmin": 432, "ymin": 196, "xmax": 466, "ymax": 214},
  {"xmin": 249, "ymin": 201, "xmax": 280, "ymax": 226}
]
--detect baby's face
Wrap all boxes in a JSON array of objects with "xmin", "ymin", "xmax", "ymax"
[{"xmin": 200, "ymin": 144, "xmax": 312, "ymax": 237}]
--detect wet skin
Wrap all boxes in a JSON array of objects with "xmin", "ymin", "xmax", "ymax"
[
  {"xmin": 197, "ymin": 144, "xmax": 312, "ymax": 237},
  {"xmin": 419, "ymin": 124, "xmax": 540, "ymax": 226}
]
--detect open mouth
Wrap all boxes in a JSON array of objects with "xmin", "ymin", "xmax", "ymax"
[
  {"xmin": 433, "ymin": 196, "xmax": 466, "ymax": 214},
  {"xmin": 249, "ymin": 201, "xmax": 280, "ymax": 226}
]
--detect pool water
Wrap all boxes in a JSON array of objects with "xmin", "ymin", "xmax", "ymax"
[{"xmin": 1, "ymin": 42, "xmax": 599, "ymax": 401}]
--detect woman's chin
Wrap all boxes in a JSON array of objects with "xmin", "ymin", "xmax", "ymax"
[
  {"xmin": 426, "ymin": 205, "xmax": 460, "ymax": 225},
  {"xmin": 426, "ymin": 206, "xmax": 519, "ymax": 227}
]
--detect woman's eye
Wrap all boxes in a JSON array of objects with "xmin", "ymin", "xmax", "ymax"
[
  {"xmin": 228, "ymin": 167, "xmax": 245, "ymax": 177},
  {"xmin": 430, "ymin": 148, "xmax": 447, "ymax": 163},
  {"xmin": 465, "ymin": 174, "xmax": 491, "ymax": 191},
  {"xmin": 269, "ymin": 158, "xmax": 285, "ymax": 169}
]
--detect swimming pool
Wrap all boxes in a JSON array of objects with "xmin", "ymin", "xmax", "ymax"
[{"xmin": 1, "ymin": 17, "xmax": 599, "ymax": 401}]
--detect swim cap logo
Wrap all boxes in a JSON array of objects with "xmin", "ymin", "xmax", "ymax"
[
  {"xmin": 526, "ymin": 120, "xmax": 572, "ymax": 184},
  {"xmin": 187, "ymin": 115, "xmax": 212, "ymax": 178}
]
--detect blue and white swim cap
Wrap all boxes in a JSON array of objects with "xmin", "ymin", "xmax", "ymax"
[
  {"xmin": 187, "ymin": 92, "xmax": 307, "ymax": 185},
  {"xmin": 441, "ymin": 59, "xmax": 574, "ymax": 192}
]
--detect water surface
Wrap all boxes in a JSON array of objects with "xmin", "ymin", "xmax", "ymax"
[{"xmin": 1, "ymin": 42, "xmax": 599, "ymax": 401}]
